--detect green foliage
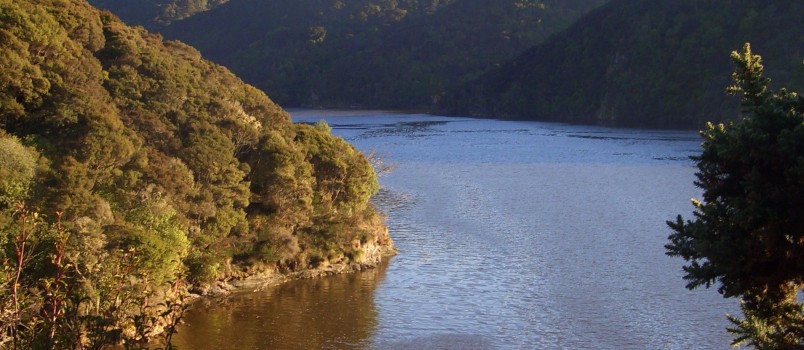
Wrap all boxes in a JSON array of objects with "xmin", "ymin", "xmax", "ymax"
[
  {"xmin": 242, "ymin": 123, "xmax": 384, "ymax": 271},
  {"xmin": 88, "ymin": 0, "xmax": 230, "ymax": 28},
  {"xmin": 109, "ymin": 0, "xmax": 607, "ymax": 109},
  {"xmin": 295, "ymin": 123, "xmax": 379, "ymax": 213},
  {"xmin": 314, "ymin": 119, "xmax": 332, "ymax": 134},
  {"xmin": 666, "ymin": 44, "xmax": 804, "ymax": 348},
  {"xmin": 116, "ymin": 197, "xmax": 190, "ymax": 285},
  {"xmin": 249, "ymin": 214, "xmax": 301, "ymax": 268},
  {"xmin": 1, "ymin": 0, "xmax": 389, "ymax": 318},
  {"xmin": 96, "ymin": 0, "xmax": 802, "ymax": 129},
  {"xmin": 185, "ymin": 251, "xmax": 220, "ymax": 284},
  {"xmin": 246, "ymin": 129, "xmax": 314, "ymax": 229},
  {"xmin": 0, "ymin": 134, "xmax": 38, "ymax": 208},
  {"xmin": 727, "ymin": 293, "xmax": 804, "ymax": 350},
  {"xmin": 444, "ymin": 0, "xmax": 804, "ymax": 128},
  {"xmin": 1, "ymin": 207, "xmax": 188, "ymax": 349},
  {"xmin": 727, "ymin": 43, "xmax": 772, "ymax": 113}
]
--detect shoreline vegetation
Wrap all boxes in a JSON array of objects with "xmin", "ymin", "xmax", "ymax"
[
  {"xmin": 4, "ymin": 0, "xmax": 799, "ymax": 349},
  {"xmin": 195, "ymin": 241, "xmax": 397, "ymax": 299},
  {"xmin": 1, "ymin": 1, "xmax": 394, "ymax": 348}
]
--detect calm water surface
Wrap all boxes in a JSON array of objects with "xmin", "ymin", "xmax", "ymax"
[{"xmin": 172, "ymin": 111, "xmax": 736, "ymax": 349}]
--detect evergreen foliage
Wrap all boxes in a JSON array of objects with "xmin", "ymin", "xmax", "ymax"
[
  {"xmin": 89, "ymin": 0, "xmax": 803, "ymax": 129},
  {"xmin": 0, "ymin": 134, "xmax": 39, "ymax": 210},
  {"xmin": 91, "ymin": 0, "xmax": 607, "ymax": 109},
  {"xmin": 666, "ymin": 44, "xmax": 804, "ymax": 349},
  {"xmin": 0, "ymin": 0, "xmax": 389, "ymax": 345},
  {"xmin": 87, "ymin": 0, "xmax": 230, "ymax": 28},
  {"xmin": 442, "ymin": 0, "xmax": 804, "ymax": 128}
]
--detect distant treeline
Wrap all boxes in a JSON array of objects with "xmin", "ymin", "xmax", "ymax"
[
  {"xmin": 89, "ymin": 0, "xmax": 803, "ymax": 128},
  {"xmin": 441, "ymin": 0, "xmax": 804, "ymax": 128},
  {"xmin": 87, "ymin": 0, "xmax": 231, "ymax": 27},
  {"xmin": 90, "ymin": 0, "xmax": 608, "ymax": 110}
]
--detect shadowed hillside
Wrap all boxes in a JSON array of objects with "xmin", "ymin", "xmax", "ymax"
[
  {"xmin": 91, "ymin": 0, "xmax": 607, "ymax": 108},
  {"xmin": 441, "ymin": 0, "xmax": 804, "ymax": 128}
]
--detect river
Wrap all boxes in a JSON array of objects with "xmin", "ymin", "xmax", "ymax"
[{"xmin": 171, "ymin": 111, "xmax": 737, "ymax": 349}]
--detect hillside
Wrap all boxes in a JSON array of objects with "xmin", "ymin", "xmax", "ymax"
[
  {"xmin": 86, "ymin": 0, "xmax": 230, "ymax": 28},
  {"xmin": 96, "ymin": 0, "xmax": 608, "ymax": 108},
  {"xmin": 1, "ymin": 0, "xmax": 390, "ymax": 308},
  {"xmin": 441, "ymin": 0, "xmax": 804, "ymax": 128}
]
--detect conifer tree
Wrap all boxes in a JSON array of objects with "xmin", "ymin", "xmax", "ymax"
[{"xmin": 666, "ymin": 43, "xmax": 804, "ymax": 349}]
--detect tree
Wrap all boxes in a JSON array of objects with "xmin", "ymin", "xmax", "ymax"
[
  {"xmin": 0, "ymin": 134, "xmax": 39, "ymax": 209},
  {"xmin": 666, "ymin": 43, "xmax": 804, "ymax": 349},
  {"xmin": 1, "ymin": 1, "xmax": 391, "ymax": 330}
]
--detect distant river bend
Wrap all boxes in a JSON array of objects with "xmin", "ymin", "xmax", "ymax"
[{"xmin": 172, "ymin": 111, "xmax": 736, "ymax": 349}]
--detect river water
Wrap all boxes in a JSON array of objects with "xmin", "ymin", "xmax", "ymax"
[{"xmin": 172, "ymin": 111, "xmax": 737, "ymax": 349}]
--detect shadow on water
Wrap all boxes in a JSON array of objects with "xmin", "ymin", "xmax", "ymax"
[
  {"xmin": 343, "ymin": 121, "xmax": 451, "ymax": 140},
  {"xmin": 171, "ymin": 260, "xmax": 391, "ymax": 350}
]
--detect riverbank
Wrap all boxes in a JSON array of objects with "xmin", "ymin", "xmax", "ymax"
[
  {"xmin": 188, "ymin": 240, "xmax": 397, "ymax": 298},
  {"xmin": 138, "ymin": 240, "xmax": 396, "ymax": 346}
]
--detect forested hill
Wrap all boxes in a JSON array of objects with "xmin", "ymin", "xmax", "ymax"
[
  {"xmin": 440, "ymin": 0, "xmax": 804, "ymax": 129},
  {"xmin": 85, "ymin": 0, "xmax": 230, "ymax": 28},
  {"xmin": 91, "ymin": 0, "xmax": 607, "ymax": 109},
  {"xmin": 1, "ymin": 0, "xmax": 390, "ymax": 290}
]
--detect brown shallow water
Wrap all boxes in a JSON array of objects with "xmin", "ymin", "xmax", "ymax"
[
  {"xmin": 172, "ymin": 111, "xmax": 737, "ymax": 349},
  {"xmin": 173, "ymin": 261, "xmax": 388, "ymax": 349}
]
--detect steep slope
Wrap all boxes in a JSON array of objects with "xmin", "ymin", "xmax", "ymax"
[
  {"xmin": 87, "ymin": 0, "xmax": 230, "ymax": 28},
  {"xmin": 308, "ymin": 0, "xmax": 610, "ymax": 108},
  {"xmin": 0, "ymin": 0, "xmax": 390, "ymax": 292},
  {"xmin": 442, "ymin": 0, "xmax": 804, "ymax": 128},
  {"xmin": 150, "ymin": 0, "xmax": 607, "ymax": 108}
]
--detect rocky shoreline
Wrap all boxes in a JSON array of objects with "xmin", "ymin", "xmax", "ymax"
[{"xmin": 187, "ymin": 243, "xmax": 397, "ymax": 299}]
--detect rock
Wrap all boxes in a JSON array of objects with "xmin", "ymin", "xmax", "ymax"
[{"xmin": 206, "ymin": 284, "xmax": 231, "ymax": 297}]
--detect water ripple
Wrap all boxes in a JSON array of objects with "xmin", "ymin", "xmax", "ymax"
[{"xmin": 174, "ymin": 112, "xmax": 736, "ymax": 350}]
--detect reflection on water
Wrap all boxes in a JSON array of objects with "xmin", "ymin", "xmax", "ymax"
[
  {"xmin": 175, "ymin": 111, "xmax": 737, "ymax": 349},
  {"xmin": 172, "ymin": 260, "xmax": 389, "ymax": 350}
]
